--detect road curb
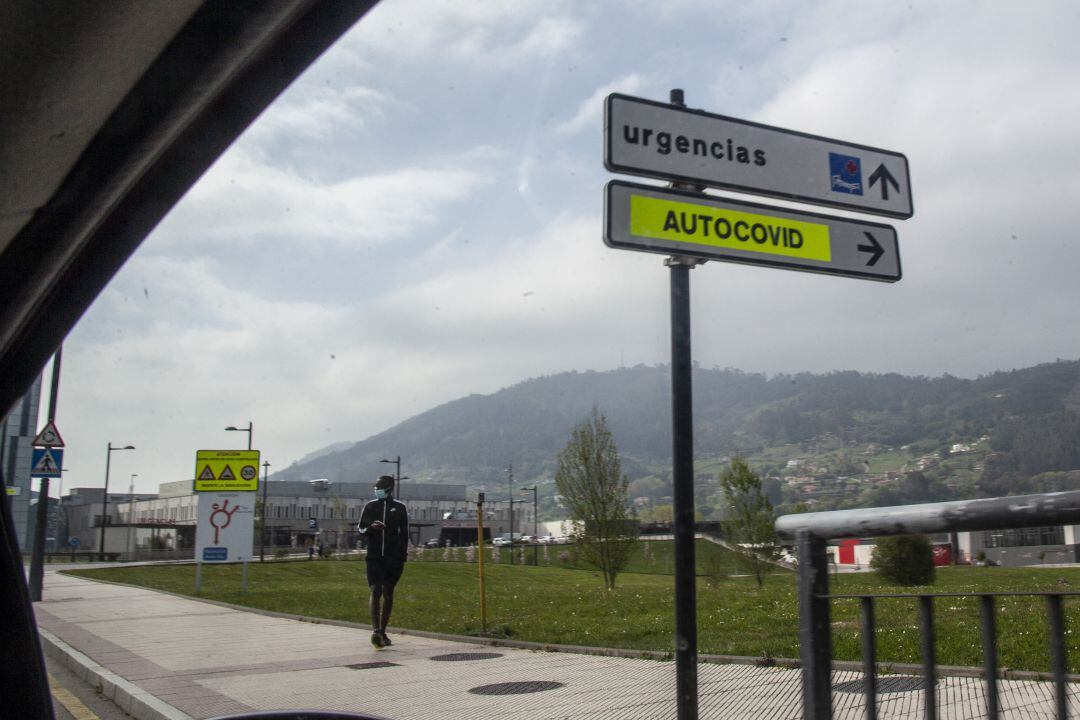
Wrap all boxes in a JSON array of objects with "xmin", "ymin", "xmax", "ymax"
[{"xmin": 39, "ymin": 627, "xmax": 193, "ymax": 720}]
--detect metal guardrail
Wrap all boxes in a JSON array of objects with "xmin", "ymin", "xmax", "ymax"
[{"xmin": 775, "ymin": 490, "xmax": 1080, "ymax": 720}]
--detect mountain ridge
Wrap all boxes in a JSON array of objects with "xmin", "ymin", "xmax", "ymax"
[{"xmin": 274, "ymin": 360, "xmax": 1080, "ymax": 505}]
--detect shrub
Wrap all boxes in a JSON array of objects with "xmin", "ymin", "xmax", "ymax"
[{"xmin": 870, "ymin": 535, "xmax": 935, "ymax": 586}]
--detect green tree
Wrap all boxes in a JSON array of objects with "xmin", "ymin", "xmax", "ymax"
[
  {"xmin": 555, "ymin": 408, "xmax": 638, "ymax": 590},
  {"xmin": 870, "ymin": 535, "xmax": 935, "ymax": 585},
  {"xmin": 720, "ymin": 457, "xmax": 779, "ymax": 588}
]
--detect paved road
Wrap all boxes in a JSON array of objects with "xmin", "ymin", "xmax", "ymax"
[{"xmin": 35, "ymin": 569, "xmax": 1080, "ymax": 719}]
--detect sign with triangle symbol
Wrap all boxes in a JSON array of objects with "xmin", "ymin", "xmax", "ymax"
[
  {"xmin": 33, "ymin": 420, "xmax": 65, "ymax": 448},
  {"xmin": 198, "ymin": 465, "xmax": 216, "ymax": 481},
  {"xmin": 218, "ymin": 465, "xmax": 236, "ymax": 481},
  {"xmin": 31, "ymin": 448, "xmax": 63, "ymax": 477}
]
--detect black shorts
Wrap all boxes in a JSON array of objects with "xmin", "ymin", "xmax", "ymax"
[{"xmin": 366, "ymin": 555, "xmax": 404, "ymax": 587}]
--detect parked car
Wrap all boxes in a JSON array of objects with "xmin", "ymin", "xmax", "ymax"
[
  {"xmin": 423, "ymin": 538, "xmax": 442, "ymax": 548},
  {"xmin": 492, "ymin": 536, "xmax": 513, "ymax": 547},
  {"xmin": 519, "ymin": 535, "xmax": 537, "ymax": 544},
  {"xmin": 538, "ymin": 535, "xmax": 556, "ymax": 544}
]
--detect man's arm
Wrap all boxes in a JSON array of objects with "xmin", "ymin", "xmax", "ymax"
[
  {"xmin": 398, "ymin": 503, "xmax": 410, "ymax": 561},
  {"xmin": 357, "ymin": 501, "xmax": 378, "ymax": 534}
]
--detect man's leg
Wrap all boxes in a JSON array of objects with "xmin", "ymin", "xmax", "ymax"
[
  {"xmin": 380, "ymin": 583, "xmax": 395, "ymax": 633},
  {"xmin": 369, "ymin": 583, "xmax": 383, "ymax": 631}
]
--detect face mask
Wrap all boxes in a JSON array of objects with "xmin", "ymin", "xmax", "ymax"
[{"xmin": 375, "ymin": 488, "xmax": 388, "ymax": 500}]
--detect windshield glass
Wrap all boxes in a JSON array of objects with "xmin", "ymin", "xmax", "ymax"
[{"xmin": 26, "ymin": 2, "xmax": 1080, "ymax": 719}]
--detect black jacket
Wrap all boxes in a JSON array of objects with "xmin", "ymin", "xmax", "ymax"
[{"xmin": 358, "ymin": 497, "xmax": 409, "ymax": 562}]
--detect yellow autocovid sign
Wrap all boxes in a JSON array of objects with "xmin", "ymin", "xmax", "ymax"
[
  {"xmin": 194, "ymin": 449, "xmax": 260, "ymax": 492},
  {"xmin": 629, "ymin": 194, "xmax": 832, "ymax": 262}
]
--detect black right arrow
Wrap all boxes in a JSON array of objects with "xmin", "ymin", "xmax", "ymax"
[
  {"xmin": 858, "ymin": 232, "xmax": 884, "ymax": 266},
  {"xmin": 869, "ymin": 163, "xmax": 900, "ymax": 201}
]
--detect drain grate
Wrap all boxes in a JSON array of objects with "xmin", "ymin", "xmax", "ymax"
[
  {"xmin": 469, "ymin": 681, "xmax": 564, "ymax": 696},
  {"xmin": 345, "ymin": 661, "xmax": 400, "ymax": 670},
  {"xmin": 834, "ymin": 676, "xmax": 933, "ymax": 694},
  {"xmin": 430, "ymin": 652, "xmax": 504, "ymax": 662}
]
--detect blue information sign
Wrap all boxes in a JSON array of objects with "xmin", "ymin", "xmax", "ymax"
[{"xmin": 31, "ymin": 447, "xmax": 63, "ymax": 478}]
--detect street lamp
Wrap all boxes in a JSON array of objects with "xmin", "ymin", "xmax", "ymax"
[
  {"xmin": 506, "ymin": 464, "xmax": 515, "ymax": 565},
  {"xmin": 225, "ymin": 421, "xmax": 253, "ymax": 450},
  {"xmin": 260, "ymin": 460, "xmax": 270, "ymax": 562},
  {"xmin": 100, "ymin": 442, "xmax": 135, "ymax": 557},
  {"xmin": 379, "ymin": 456, "xmax": 404, "ymax": 494},
  {"xmin": 126, "ymin": 473, "xmax": 138, "ymax": 560},
  {"xmin": 520, "ymin": 486, "xmax": 538, "ymax": 537},
  {"xmin": 521, "ymin": 485, "xmax": 538, "ymax": 565}
]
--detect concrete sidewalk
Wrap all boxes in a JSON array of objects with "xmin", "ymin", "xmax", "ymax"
[{"xmin": 36, "ymin": 569, "xmax": 1079, "ymax": 720}]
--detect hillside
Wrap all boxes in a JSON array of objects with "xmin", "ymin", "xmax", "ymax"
[{"xmin": 273, "ymin": 360, "xmax": 1080, "ymax": 515}]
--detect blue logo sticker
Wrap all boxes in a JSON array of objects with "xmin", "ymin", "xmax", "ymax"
[
  {"xmin": 203, "ymin": 547, "xmax": 228, "ymax": 561},
  {"xmin": 829, "ymin": 153, "xmax": 863, "ymax": 195}
]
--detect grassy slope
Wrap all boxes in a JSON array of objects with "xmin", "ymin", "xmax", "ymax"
[{"xmin": 68, "ymin": 542, "xmax": 1080, "ymax": 672}]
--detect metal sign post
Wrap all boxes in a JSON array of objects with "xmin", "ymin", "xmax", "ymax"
[
  {"xmin": 29, "ymin": 346, "xmax": 63, "ymax": 601},
  {"xmin": 668, "ymin": 249, "xmax": 699, "ymax": 720},
  {"xmin": 604, "ymin": 89, "xmax": 913, "ymax": 720}
]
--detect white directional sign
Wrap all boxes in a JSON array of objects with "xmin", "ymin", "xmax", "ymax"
[
  {"xmin": 605, "ymin": 181, "xmax": 901, "ymax": 282},
  {"xmin": 605, "ymin": 93, "xmax": 913, "ymax": 219},
  {"xmin": 195, "ymin": 491, "xmax": 255, "ymax": 563}
]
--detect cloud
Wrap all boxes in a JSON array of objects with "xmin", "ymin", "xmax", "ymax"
[
  {"xmin": 557, "ymin": 74, "xmax": 646, "ymax": 135},
  {"xmin": 348, "ymin": 0, "xmax": 583, "ymax": 66},
  {"xmin": 244, "ymin": 85, "xmax": 389, "ymax": 143},
  {"xmin": 152, "ymin": 146, "xmax": 493, "ymax": 250}
]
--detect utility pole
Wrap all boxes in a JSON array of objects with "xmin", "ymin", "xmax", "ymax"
[{"xmin": 260, "ymin": 460, "xmax": 270, "ymax": 561}]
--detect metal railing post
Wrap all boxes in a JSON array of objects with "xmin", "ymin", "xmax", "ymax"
[
  {"xmin": 919, "ymin": 595, "xmax": 937, "ymax": 720},
  {"xmin": 797, "ymin": 532, "xmax": 831, "ymax": 720},
  {"xmin": 1046, "ymin": 594, "xmax": 1067, "ymax": 720},
  {"xmin": 860, "ymin": 596, "xmax": 878, "ymax": 720},
  {"xmin": 980, "ymin": 595, "xmax": 999, "ymax": 719}
]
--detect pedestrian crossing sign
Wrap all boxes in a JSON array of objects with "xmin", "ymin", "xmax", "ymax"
[{"xmin": 31, "ymin": 447, "xmax": 63, "ymax": 478}]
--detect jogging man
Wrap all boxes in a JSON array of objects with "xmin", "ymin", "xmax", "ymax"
[{"xmin": 358, "ymin": 474, "xmax": 409, "ymax": 649}]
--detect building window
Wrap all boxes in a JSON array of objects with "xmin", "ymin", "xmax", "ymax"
[{"xmin": 983, "ymin": 526, "xmax": 1065, "ymax": 548}]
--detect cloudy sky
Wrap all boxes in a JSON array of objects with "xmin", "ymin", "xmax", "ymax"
[{"xmin": 50, "ymin": 1, "xmax": 1080, "ymax": 494}]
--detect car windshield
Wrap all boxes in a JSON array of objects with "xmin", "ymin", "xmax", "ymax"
[{"xmin": 17, "ymin": 2, "xmax": 1080, "ymax": 719}]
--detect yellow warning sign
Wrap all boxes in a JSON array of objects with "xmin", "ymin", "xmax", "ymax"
[{"xmin": 194, "ymin": 450, "xmax": 260, "ymax": 492}]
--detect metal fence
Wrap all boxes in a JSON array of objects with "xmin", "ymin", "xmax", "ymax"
[{"xmin": 775, "ymin": 490, "xmax": 1080, "ymax": 719}]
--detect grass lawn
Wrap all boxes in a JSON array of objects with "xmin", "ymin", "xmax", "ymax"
[
  {"xmin": 68, "ymin": 541, "xmax": 1080, "ymax": 672},
  {"xmin": 424, "ymin": 537, "xmax": 739, "ymax": 577}
]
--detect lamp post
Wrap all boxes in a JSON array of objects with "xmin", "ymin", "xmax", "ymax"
[
  {"xmin": 100, "ymin": 443, "xmax": 135, "ymax": 558},
  {"xmin": 506, "ymin": 464, "xmax": 515, "ymax": 565},
  {"xmin": 521, "ymin": 485, "xmax": 537, "ymax": 565},
  {"xmin": 260, "ymin": 460, "xmax": 270, "ymax": 562},
  {"xmin": 126, "ymin": 473, "xmax": 138, "ymax": 560},
  {"xmin": 379, "ymin": 455, "xmax": 402, "ymax": 494},
  {"xmin": 225, "ymin": 421, "xmax": 253, "ymax": 450}
]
